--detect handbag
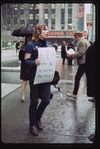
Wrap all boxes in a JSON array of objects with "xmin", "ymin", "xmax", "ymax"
[
  {"xmin": 19, "ymin": 50, "xmax": 25, "ymax": 61},
  {"xmin": 50, "ymin": 71, "xmax": 60, "ymax": 85}
]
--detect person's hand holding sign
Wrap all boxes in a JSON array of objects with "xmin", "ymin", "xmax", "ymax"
[{"xmin": 35, "ymin": 59, "xmax": 40, "ymax": 65}]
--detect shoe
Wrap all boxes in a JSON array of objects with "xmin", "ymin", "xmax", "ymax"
[
  {"xmin": 30, "ymin": 125, "xmax": 38, "ymax": 136},
  {"xmin": 67, "ymin": 93, "xmax": 77, "ymax": 98},
  {"xmin": 37, "ymin": 120, "xmax": 43, "ymax": 130},
  {"xmin": 88, "ymin": 97, "xmax": 95, "ymax": 102},
  {"xmin": 21, "ymin": 99, "xmax": 25, "ymax": 103}
]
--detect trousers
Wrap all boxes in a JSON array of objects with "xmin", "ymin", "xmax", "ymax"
[
  {"xmin": 29, "ymin": 75, "xmax": 50, "ymax": 126},
  {"xmin": 73, "ymin": 64, "xmax": 86, "ymax": 95}
]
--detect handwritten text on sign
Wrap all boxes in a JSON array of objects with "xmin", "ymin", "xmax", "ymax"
[{"xmin": 34, "ymin": 47, "xmax": 56, "ymax": 85}]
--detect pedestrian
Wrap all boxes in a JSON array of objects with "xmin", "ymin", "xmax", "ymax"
[
  {"xmin": 68, "ymin": 39, "xmax": 75, "ymax": 51},
  {"xmin": 85, "ymin": 42, "xmax": 95, "ymax": 102},
  {"xmin": 24, "ymin": 23, "xmax": 51, "ymax": 136},
  {"xmin": 15, "ymin": 41, "xmax": 20, "ymax": 55},
  {"xmin": 61, "ymin": 41, "xmax": 67, "ymax": 65},
  {"xmin": 19, "ymin": 35, "xmax": 32, "ymax": 103},
  {"xmin": 66, "ymin": 31, "xmax": 90, "ymax": 99}
]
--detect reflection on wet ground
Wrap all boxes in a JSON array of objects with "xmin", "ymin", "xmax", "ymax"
[{"xmin": 1, "ymin": 51, "xmax": 95, "ymax": 143}]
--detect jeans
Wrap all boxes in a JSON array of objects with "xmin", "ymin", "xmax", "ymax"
[
  {"xmin": 73, "ymin": 64, "xmax": 86, "ymax": 95},
  {"xmin": 29, "ymin": 78, "xmax": 50, "ymax": 126}
]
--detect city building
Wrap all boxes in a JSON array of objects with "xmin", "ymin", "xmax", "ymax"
[{"xmin": 1, "ymin": 3, "xmax": 87, "ymax": 44}]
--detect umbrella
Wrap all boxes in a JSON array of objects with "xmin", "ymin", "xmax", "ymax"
[{"xmin": 12, "ymin": 24, "xmax": 34, "ymax": 37}]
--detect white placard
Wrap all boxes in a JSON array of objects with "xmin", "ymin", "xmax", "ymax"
[
  {"xmin": 67, "ymin": 48, "xmax": 75, "ymax": 54},
  {"xmin": 34, "ymin": 47, "xmax": 56, "ymax": 85}
]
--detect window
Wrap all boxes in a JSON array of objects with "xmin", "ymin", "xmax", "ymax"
[
  {"xmin": 68, "ymin": 4, "xmax": 72, "ymax": 29},
  {"xmin": 35, "ymin": 14, "xmax": 39, "ymax": 19},
  {"xmin": 61, "ymin": 13, "xmax": 65, "ymax": 24},
  {"xmin": 29, "ymin": 14, "xmax": 33, "ymax": 20},
  {"xmin": 7, "ymin": 9, "xmax": 10, "ymax": 15},
  {"xmin": 51, "ymin": 13, "xmax": 56, "ymax": 19},
  {"xmin": 20, "ymin": 14, "xmax": 24, "ymax": 20},
  {"xmin": 7, "ymin": 24, "xmax": 11, "ymax": 30},
  {"xmin": 14, "ymin": 24, "xmax": 17, "ymax": 29},
  {"xmin": 45, "ymin": 14, "xmax": 48, "ymax": 19},
  {"xmin": 68, "ymin": 19, "xmax": 72, "ymax": 24},
  {"xmin": 20, "ymin": 24, "xmax": 24, "ymax": 27},
  {"xmin": 13, "ymin": 4, "xmax": 18, "ymax": 7},
  {"xmin": 14, "ymin": 7, "xmax": 17, "ymax": 10},
  {"xmin": 14, "ymin": 17, "xmax": 17, "ymax": 24},
  {"xmin": 68, "ymin": 3, "xmax": 72, "ymax": 9},
  {"xmin": 51, "ymin": 24, "xmax": 55, "ymax": 29},
  {"xmin": 61, "ymin": 24, "xmax": 65, "ymax": 29},
  {"xmin": 51, "ymin": 4, "xmax": 55, "ymax": 9},
  {"xmin": 20, "ymin": 10, "xmax": 24, "ymax": 14},
  {"xmin": 7, "ymin": 17, "xmax": 10, "ymax": 24},
  {"xmin": 14, "ymin": 10, "xmax": 17, "ymax": 15},
  {"xmin": 29, "ymin": 24, "xmax": 33, "ymax": 27},
  {"xmin": 35, "ymin": 4, "xmax": 39, "ymax": 9},
  {"xmin": 61, "ymin": 3, "xmax": 65, "ymax": 9},
  {"xmin": 68, "ymin": 18, "xmax": 72, "ymax": 29},
  {"xmin": 29, "ymin": 4, "xmax": 34, "ymax": 9},
  {"xmin": 20, "ymin": 4, "xmax": 24, "ymax": 10},
  {"xmin": 68, "ymin": 9, "xmax": 72, "ymax": 17},
  {"xmin": 68, "ymin": 25, "xmax": 72, "ymax": 29}
]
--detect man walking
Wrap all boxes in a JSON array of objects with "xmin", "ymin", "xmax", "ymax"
[
  {"xmin": 66, "ymin": 31, "xmax": 90, "ymax": 99},
  {"xmin": 61, "ymin": 41, "xmax": 66, "ymax": 65}
]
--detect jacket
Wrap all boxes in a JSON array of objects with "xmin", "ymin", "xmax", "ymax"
[
  {"xmin": 24, "ymin": 39, "xmax": 50, "ymax": 73},
  {"xmin": 61, "ymin": 44, "xmax": 66, "ymax": 58},
  {"xmin": 71, "ymin": 37, "xmax": 90, "ymax": 65}
]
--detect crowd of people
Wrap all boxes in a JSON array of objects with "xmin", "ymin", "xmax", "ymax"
[{"xmin": 17, "ymin": 23, "xmax": 95, "ymax": 142}]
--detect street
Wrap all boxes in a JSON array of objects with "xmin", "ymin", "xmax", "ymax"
[{"xmin": 1, "ymin": 49, "xmax": 95, "ymax": 144}]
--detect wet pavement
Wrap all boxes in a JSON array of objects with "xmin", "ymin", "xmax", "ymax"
[{"xmin": 1, "ymin": 51, "xmax": 95, "ymax": 144}]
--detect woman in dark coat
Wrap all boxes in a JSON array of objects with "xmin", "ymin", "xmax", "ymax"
[
  {"xmin": 85, "ymin": 42, "xmax": 95, "ymax": 102},
  {"xmin": 20, "ymin": 35, "xmax": 32, "ymax": 102}
]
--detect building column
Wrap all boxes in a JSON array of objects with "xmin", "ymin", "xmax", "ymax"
[
  {"xmin": 55, "ymin": 4, "xmax": 61, "ymax": 30},
  {"xmin": 65, "ymin": 4, "xmax": 68, "ymax": 30},
  {"xmin": 17, "ymin": 4, "xmax": 20, "ymax": 28},
  {"xmin": 24, "ymin": 4, "xmax": 29, "ymax": 26},
  {"xmin": 39, "ymin": 3, "xmax": 44, "ymax": 23},
  {"xmin": 10, "ymin": 4, "xmax": 14, "ymax": 33},
  {"xmin": 48, "ymin": 4, "xmax": 51, "ymax": 30},
  {"xmin": 72, "ymin": 4, "xmax": 78, "ymax": 31}
]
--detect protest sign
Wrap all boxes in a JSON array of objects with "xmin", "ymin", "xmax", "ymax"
[{"xmin": 34, "ymin": 47, "xmax": 56, "ymax": 85}]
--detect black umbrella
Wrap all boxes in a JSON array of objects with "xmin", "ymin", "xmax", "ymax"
[{"xmin": 12, "ymin": 24, "xmax": 34, "ymax": 37}]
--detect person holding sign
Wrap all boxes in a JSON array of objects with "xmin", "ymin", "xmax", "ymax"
[{"xmin": 24, "ymin": 23, "xmax": 51, "ymax": 136}]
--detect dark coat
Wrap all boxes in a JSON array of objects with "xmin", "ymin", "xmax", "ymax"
[
  {"xmin": 85, "ymin": 42, "xmax": 95, "ymax": 97},
  {"xmin": 16, "ymin": 42, "xmax": 20, "ymax": 49},
  {"xmin": 67, "ymin": 42, "xmax": 75, "ymax": 51},
  {"xmin": 24, "ymin": 39, "xmax": 50, "ymax": 75},
  {"xmin": 20, "ymin": 44, "xmax": 30, "ymax": 80},
  {"xmin": 61, "ymin": 44, "xmax": 66, "ymax": 58}
]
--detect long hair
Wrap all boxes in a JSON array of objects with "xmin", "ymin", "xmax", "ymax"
[{"xmin": 32, "ymin": 23, "xmax": 47, "ymax": 42}]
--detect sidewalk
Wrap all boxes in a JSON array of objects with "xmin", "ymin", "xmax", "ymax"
[
  {"xmin": 1, "ymin": 48, "xmax": 18, "ymax": 61},
  {"xmin": 1, "ymin": 52, "xmax": 95, "ymax": 144},
  {"xmin": 1, "ymin": 48, "xmax": 22, "ymax": 98}
]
